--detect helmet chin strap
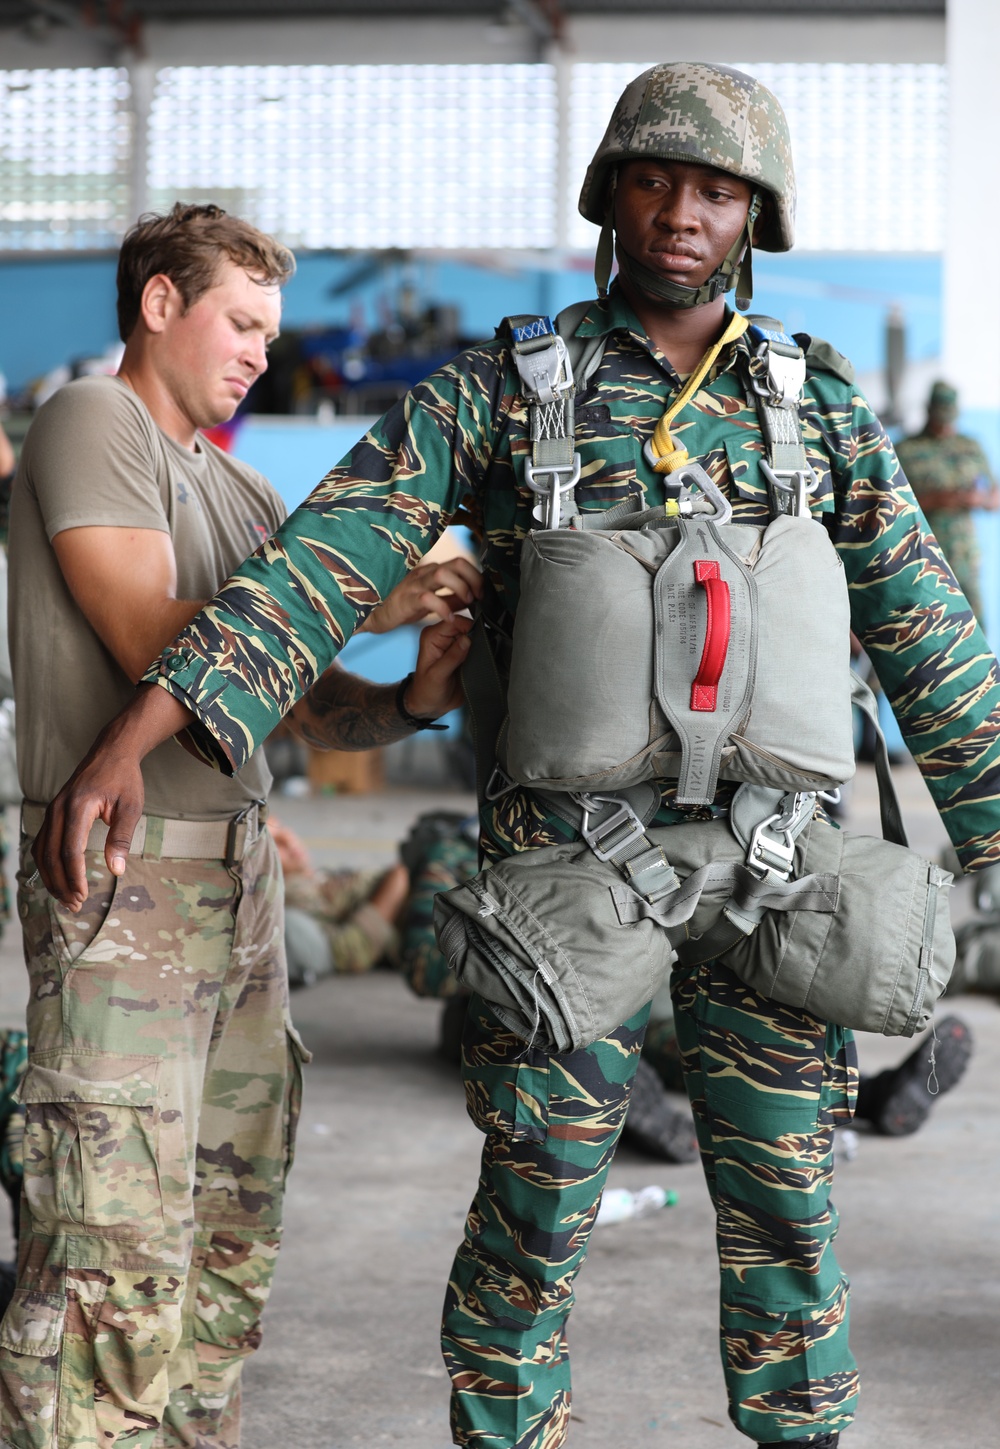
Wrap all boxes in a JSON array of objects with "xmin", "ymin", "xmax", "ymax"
[{"xmin": 600, "ymin": 191, "xmax": 762, "ymax": 311}]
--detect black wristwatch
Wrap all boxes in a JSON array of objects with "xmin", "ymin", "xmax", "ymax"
[{"xmin": 395, "ymin": 673, "xmax": 448, "ymax": 731}]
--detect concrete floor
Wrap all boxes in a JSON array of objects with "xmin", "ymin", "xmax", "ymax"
[{"xmin": 1, "ymin": 761, "xmax": 998, "ymax": 1448}]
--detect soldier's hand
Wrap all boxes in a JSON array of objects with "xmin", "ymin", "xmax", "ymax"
[
  {"xmin": 361, "ymin": 558, "xmax": 482, "ymax": 635},
  {"xmin": 404, "ymin": 614, "xmax": 473, "ymax": 722},
  {"xmin": 32, "ymin": 683, "xmax": 193, "ymax": 910},
  {"xmin": 33, "ymin": 746, "xmax": 145, "ymax": 912}
]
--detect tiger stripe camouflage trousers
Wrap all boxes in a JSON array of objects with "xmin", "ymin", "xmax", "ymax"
[
  {"xmin": 443, "ymin": 958, "xmax": 860, "ymax": 1446},
  {"xmin": 0, "ymin": 825, "xmax": 307, "ymax": 1449}
]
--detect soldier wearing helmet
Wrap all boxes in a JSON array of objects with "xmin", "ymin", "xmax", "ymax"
[{"xmin": 28, "ymin": 64, "xmax": 1000, "ymax": 1449}]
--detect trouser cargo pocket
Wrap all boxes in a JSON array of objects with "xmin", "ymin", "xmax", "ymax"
[{"xmin": 17, "ymin": 1054, "xmax": 164, "ymax": 1241}]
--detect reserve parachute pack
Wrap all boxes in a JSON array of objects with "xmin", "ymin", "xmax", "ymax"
[{"xmin": 434, "ymin": 305, "xmax": 955, "ymax": 1048}]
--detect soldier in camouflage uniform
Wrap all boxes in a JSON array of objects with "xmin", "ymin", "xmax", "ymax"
[
  {"xmin": 895, "ymin": 381, "xmax": 998, "ymax": 628},
  {"xmin": 30, "ymin": 66, "xmax": 1000, "ymax": 1449},
  {"xmin": 0, "ymin": 204, "xmax": 473, "ymax": 1449}
]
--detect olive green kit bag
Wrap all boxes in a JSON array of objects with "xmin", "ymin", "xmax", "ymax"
[{"xmin": 433, "ymin": 309, "xmax": 955, "ymax": 1050}]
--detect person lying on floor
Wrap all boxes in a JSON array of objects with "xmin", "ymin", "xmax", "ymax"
[{"xmin": 269, "ymin": 816, "xmax": 411, "ymax": 987}]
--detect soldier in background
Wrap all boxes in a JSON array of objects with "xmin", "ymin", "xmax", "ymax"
[{"xmin": 896, "ymin": 381, "xmax": 999, "ymax": 627}]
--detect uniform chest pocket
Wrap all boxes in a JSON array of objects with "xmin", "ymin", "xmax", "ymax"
[
  {"xmin": 724, "ymin": 435, "xmax": 835, "ymax": 514},
  {"xmin": 505, "ymin": 415, "xmax": 644, "ymax": 532},
  {"xmin": 572, "ymin": 412, "xmax": 645, "ymax": 514}
]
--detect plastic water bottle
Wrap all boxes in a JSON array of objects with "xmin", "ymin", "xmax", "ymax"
[
  {"xmin": 835, "ymin": 1127, "xmax": 860, "ymax": 1163},
  {"xmin": 596, "ymin": 1184, "xmax": 678, "ymax": 1226}
]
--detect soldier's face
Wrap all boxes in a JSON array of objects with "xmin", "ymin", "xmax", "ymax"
[
  {"xmin": 614, "ymin": 159, "xmax": 753, "ymax": 295},
  {"xmin": 145, "ymin": 259, "xmax": 282, "ymax": 430}
]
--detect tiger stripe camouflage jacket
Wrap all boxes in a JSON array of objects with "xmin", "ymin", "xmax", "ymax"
[{"xmin": 145, "ymin": 289, "xmax": 1000, "ymax": 872}]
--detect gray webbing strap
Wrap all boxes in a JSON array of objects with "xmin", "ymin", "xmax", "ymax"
[
  {"xmin": 461, "ymin": 612, "xmax": 511, "ymax": 805},
  {"xmin": 850, "ymin": 672, "xmax": 909, "ymax": 848},
  {"xmin": 505, "ymin": 304, "xmax": 609, "ymax": 531},
  {"xmin": 615, "ymin": 859, "xmax": 839, "ymax": 952},
  {"xmin": 536, "ymin": 786, "xmax": 678, "ymax": 905},
  {"xmin": 506, "ymin": 314, "xmax": 579, "ymax": 530},
  {"xmin": 555, "ymin": 300, "xmax": 607, "ymax": 394},
  {"xmin": 744, "ymin": 317, "xmax": 818, "ymax": 518}
]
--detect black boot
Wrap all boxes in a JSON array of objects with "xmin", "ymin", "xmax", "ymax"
[
  {"xmin": 856, "ymin": 1014, "xmax": 973, "ymax": 1136},
  {"xmin": 438, "ymin": 993, "xmax": 470, "ymax": 1066},
  {"xmin": 757, "ymin": 1433, "xmax": 839, "ymax": 1448}
]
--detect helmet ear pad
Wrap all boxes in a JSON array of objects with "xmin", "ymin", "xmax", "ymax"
[{"xmin": 752, "ymin": 192, "xmax": 777, "ymax": 248}]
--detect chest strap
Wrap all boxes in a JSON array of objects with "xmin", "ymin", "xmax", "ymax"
[
  {"xmin": 744, "ymin": 317, "xmax": 818, "ymax": 517},
  {"xmin": 505, "ymin": 307, "xmax": 818, "ymax": 527},
  {"xmin": 501, "ymin": 304, "xmax": 607, "ymax": 530}
]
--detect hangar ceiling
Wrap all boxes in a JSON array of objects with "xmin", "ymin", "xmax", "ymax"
[{"xmin": 0, "ymin": 0, "xmax": 947, "ymax": 23}]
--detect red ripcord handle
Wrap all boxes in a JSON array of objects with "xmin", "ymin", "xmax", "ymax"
[{"xmin": 690, "ymin": 560, "xmax": 731, "ymax": 712}]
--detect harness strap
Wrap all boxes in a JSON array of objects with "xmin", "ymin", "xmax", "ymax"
[
  {"xmin": 615, "ymin": 860, "xmax": 839, "ymax": 937},
  {"xmin": 744, "ymin": 317, "xmax": 818, "ymax": 518},
  {"xmin": 501, "ymin": 314, "xmax": 578, "ymax": 530},
  {"xmin": 501, "ymin": 305, "xmax": 608, "ymax": 532},
  {"xmin": 849, "ymin": 671, "xmax": 909, "ymax": 848},
  {"xmin": 461, "ymin": 611, "xmax": 511, "ymax": 806}
]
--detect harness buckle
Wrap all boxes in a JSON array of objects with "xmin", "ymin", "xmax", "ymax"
[
  {"xmin": 746, "ymin": 792, "xmax": 814, "ymax": 881},
  {"xmin": 750, "ymin": 339, "xmax": 806, "ymax": 408},
  {"xmin": 484, "ymin": 764, "xmax": 516, "ymax": 801},
  {"xmin": 513, "ymin": 334, "xmax": 574, "ymax": 407},
  {"xmin": 760, "ymin": 460, "xmax": 819, "ymax": 518},
  {"xmin": 746, "ymin": 813, "xmax": 796, "ymax": 881},
  {"xmin": 525, "ymin": 453, "xmax": 582, "ymax": 531},
  {"xmin": 664, "ymin": 460, "xmax": 734, "ymax": 526},
  {"xmin": 574, "ymin": 792, "xmax": 648, "ymax": 863}
]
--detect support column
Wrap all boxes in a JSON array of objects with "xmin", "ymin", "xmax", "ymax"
[
  {"xmin": 943, "ymin": 0, "xmax": 1000, "ymax": 641},
  {"xmin": 127, "ymin": 58, "xmax": 154, "ymax": 227}
]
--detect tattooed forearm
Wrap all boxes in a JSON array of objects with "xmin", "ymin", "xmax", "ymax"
[{"xmin": 286, "ymin": 666, "xmax": 417, "ymax": 751}]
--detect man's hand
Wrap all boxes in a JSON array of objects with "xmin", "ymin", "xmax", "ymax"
[
  {"xmin": 404, "ymin": 613, "xmax": 473, "ymax": 720},
  {"xmin": 33, "ymin": 685, "xmax": 193, "ymax": 910},
  {"xmin": 361, "ymin": 557, "xmax": 482, "ymax": 635}
]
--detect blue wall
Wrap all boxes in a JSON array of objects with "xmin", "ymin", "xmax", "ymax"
[
  {"xmin": 0, "ymin": 249, "xmax": 943, "ymax": 393},
  {"xmin": 233, "ymin": 415, "xmax": 377, "ymax": 510},
  {"xmin": 0, "ymin": 257, "xmax": 120, "ymax": 391}
]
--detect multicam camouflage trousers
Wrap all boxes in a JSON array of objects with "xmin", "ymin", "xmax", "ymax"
[
  {"xmin": 0, "ymin": 825, "xmax": 307, "ymax": 1449},
  {"xmin": 443, "ymin": 958, "xmax": 859, "ymax": 1447}
]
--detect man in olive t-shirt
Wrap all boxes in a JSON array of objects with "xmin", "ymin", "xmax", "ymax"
[
  {"xmin": 11, "ymin": 372, "xmax": 285, "ymax": 819},
  {"xmin": 0, "ymin": 205, "xmax": 477, "ymax": 1449}
]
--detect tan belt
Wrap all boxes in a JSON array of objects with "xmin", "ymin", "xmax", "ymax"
[{"xmin": 21, "ymin": 801, "xmax": 268, "ymax": 864}]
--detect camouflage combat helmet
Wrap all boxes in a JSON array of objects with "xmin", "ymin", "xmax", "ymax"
[{"xmin": 580, "ymin": 62, "xmax": 796, "ymax": 309}]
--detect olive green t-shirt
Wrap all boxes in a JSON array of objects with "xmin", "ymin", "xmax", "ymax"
[{"xmin": 9, "ymin": 374, "xmax": 285, "ymax": 818}]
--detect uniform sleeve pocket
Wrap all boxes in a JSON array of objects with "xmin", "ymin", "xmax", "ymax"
[{"xmin": 18, "ymin": 1054, "xmax": 163, "ymax": 1241}]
